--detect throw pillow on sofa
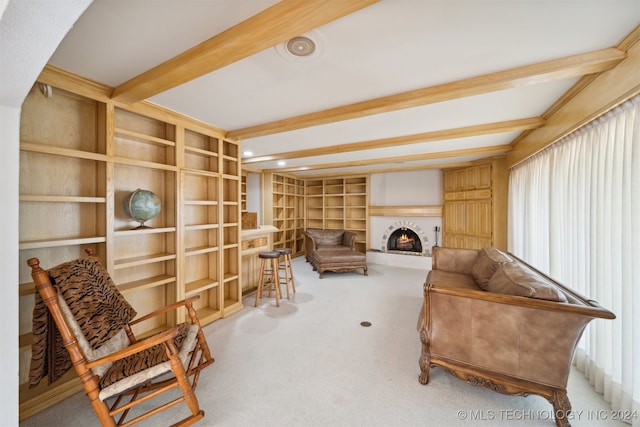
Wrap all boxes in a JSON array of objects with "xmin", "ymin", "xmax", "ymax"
[
  {"xmin": 471, "ymin": 247, "xmax": 514, "ymax": 290},
  {"xmin": 487, "ymin": 262, "xmax": 568, "ymax": 302}
]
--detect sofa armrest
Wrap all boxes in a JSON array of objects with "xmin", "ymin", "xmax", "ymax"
[
  {"xmin": 342, "ymin": 231, "xmax": 357, "ymax": 249},
  {"xmin": 304, "ymin": 231, "xmax": 318, "ymax": 261}
]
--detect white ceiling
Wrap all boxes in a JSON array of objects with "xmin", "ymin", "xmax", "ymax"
[{"xmin": 47, "ymin": 0, "xmax": 640, "ymax": 176}]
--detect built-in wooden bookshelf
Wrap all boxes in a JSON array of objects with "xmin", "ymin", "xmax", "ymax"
[
  {"xmin": 263, "ymin": 172, "xmax": 305, "ymax": 256},
  {"xmin": 241, "ymin": 172, "xmax": 248, "ymax": 213},
  {"xmin": 18, "ymin": 71, "xmax": 242, "ymax": 419},
  {"xmin": 304, "ymin": 176, "xmax": 369, "ymax": 253}
]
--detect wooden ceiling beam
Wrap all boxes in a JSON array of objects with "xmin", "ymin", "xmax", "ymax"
[
  {"xmin": 294, "ymin": 162, "xmax": 475, "ymax": 178},
  {"xmin": 111, "ymin": 0, "xmax": 380, "ymax": 104},
  {"xmin": 264, "ymin": 145, "xmax": 511, "ymax": 173},
  {"xmin": 228, "ymin": 47, "xmax": 625, "ymax": 140},
  {"xmin": 242, "ymin": 117, "xmax": 544, "ymax": 164}
]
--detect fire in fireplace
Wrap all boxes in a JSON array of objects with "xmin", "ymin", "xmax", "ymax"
[{"xmin": 387, "ymin": 227, "xmax": 422, "ymax": 253}]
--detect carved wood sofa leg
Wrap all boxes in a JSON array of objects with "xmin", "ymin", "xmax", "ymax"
[
  {"xmin": 418, "ymin": 328, "xmax": 431, "ymax": 385},
  {"xmin": 418, "ymin": 358, "xmax": 430, "ymax": 385},
  {"xmin": 552, "ymin": 389, "xmax": 572, "ymax": 427},
  {"xmin": 363, "ymin": 265, "xmax": 368, "ymax": 276}
]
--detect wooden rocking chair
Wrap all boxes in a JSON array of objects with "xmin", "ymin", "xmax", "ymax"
[{"xmin": 27, "ymin": 249, "xmax": 214, "ymax": 426}]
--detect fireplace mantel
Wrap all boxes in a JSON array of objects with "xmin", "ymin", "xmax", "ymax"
[{"xmin": 369, "ymin": 205, "xmax": 442, "ymax": 217}]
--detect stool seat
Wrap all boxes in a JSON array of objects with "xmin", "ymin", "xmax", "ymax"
[
  {"xmin": 274, "ymin": 247, "xmax": 292, "ymax": 255},
  {"xmin": 258, "ymin": 251, "xmax": 280, "ymax": 259}
]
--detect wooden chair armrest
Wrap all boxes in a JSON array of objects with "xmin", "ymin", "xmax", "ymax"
[
  {"xmin": 129, "ymin": 295, "xmax": 201, "ymax": 326},
  {"xmin": 85, "ymin": 326, "xmax": 181, "ymax": 369}
]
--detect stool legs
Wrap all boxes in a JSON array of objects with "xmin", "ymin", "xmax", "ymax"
[
  {"xmin": 255, "ymin": 256, "xmax": 281, "ymax": 307},
  {"xmin": 279, "ymin": 252, "xmax": 296, "ymax": 298}
]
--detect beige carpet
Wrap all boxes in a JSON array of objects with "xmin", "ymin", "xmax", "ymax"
[{"xmin": 21, "ymin": 258, "xmax": 623, "ymax": 427}]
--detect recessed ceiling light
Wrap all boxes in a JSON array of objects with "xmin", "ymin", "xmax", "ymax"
[
  {"xmin": 243, "ymin": 151, "xmax": 253, "ymax": 157},
  {"xmin": 277, "ymin": 161, "xmax": 286, "ymax": 166}
]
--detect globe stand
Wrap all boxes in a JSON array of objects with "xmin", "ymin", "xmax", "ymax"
[{"xmin": 133, "ymin": 221, "xmax": 152, "ymax": 230}]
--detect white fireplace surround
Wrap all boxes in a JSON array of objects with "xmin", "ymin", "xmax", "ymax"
[{"xmin": 381, "ymin": 220, "xmax": 430, "ymax": 256}]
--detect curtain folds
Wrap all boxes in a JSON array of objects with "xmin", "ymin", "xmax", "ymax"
[{"xmin": 508, "ymin": 95, "xmax": 640, "ymax": 426}]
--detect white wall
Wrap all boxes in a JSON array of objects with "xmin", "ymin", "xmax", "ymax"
[
  {"xmin": 247, "ymin": 172, "xmax": 261, "ymax": 224},
  {"xmin": 370, "ymin": 169, "xmax": 442, "ymax": 205},
  {"xmin": 0, "ymin": 104, "xmax": 20, "ymax": 426},
  {"xmin": 369, "ymin": 170, "xmax": 443, "ymax": 251}
]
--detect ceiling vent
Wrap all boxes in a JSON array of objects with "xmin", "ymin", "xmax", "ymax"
[
  {"xmin": 276, "ymin": 30, "xmax": 325, "ymax": 62},
  {"xmin": 286, "ymin": 36, "xmax": 316, "ymax": 57}
]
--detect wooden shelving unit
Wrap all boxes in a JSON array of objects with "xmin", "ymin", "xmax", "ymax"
[
  {"xmin": 240, "ymin": 172, "xmax": 248, "ymax": 213},
  {"xmin": 221, "ymin": 140, "xmax": 242, "ymax": 316},
  {"xmin": 262, "ymin": 173, "xmax": 305, "ymax": 256},
  {"xmin": 182, "ymin": 128, "xmax": 222, "ymax": 324},
  {"xmin": 304, "ymin": 176, "xmax": 369, "ymax": 253},
  {"xmin": 18, "ymin": 73, "xmax": 242, "ymax": 419}
]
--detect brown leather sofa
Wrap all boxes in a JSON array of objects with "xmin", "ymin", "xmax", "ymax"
[
  {"xmin": 303, "ymin": 229, "xmax": 367, "ymax": 278},
  {"xmin": 418, "ymin": 246, "xmax": 615, "ymax": 427}
]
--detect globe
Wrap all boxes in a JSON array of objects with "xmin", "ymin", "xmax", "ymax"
[{"xmin": 123, "ymin": 189, "xmax": 161, "ymax": 229}]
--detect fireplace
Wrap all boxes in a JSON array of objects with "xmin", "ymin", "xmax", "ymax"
[
  {"xmin": 380, "ymin": 220, "xmax": 430, "ymax": 256},
  {"xmin": 387, "ymin": 228, "xmax": 422, "ymax": 253}
]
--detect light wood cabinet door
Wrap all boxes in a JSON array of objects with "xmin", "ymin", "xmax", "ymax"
[
  {"xmin": 443, "ymin": 234, "xmax": 456, "ymax": 248},
  {"xmin": 453, "ymin": 201, "xmax": 466, "ymax": 234},
  {"xmin": 465, "ymin": 200, "xmax": 478, "ymax": 235},
  {"xmin": 478, "ymin": 236, "xmax": 493, "ymax": 248},
  {"xmin": 443, "ymin": 201, "xmax": 455, "ymax": 233},
  {"xmin": 464, "ymin": 235, "xmax": 479, "ymax": 250},
  {"xmin": 477, "ymin": 163, "xmax": 492, "ymax": 189},
  {"xmin": 444, "ymin": 200, "xmax": 466, "ymax": 234},
  {"xmin": 444, "ymin": 170, "xmax": 457, "ymax": 192},
  {"xmin": 465, "ymin": 166, "xmax": 478, "ymax": 190},
  {"xmin": 477, "ymin": 199, "xmax": 492, "ymax": 238},
  {"xmin": 455, "ymin": 169, "xmax": 466, "ymax": 191}
]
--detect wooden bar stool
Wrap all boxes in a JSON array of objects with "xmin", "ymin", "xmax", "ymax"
[
  {"xmin": 254, "ymin": 251, "xmax": 282, "ymax": 307},
  {"xmin": 275, "ymin": 247, "xmax": 296, "ymax": 299}
]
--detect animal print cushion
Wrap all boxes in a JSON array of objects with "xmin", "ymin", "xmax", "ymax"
[
  {"xmin": 29, "ymin": 257, "xmax": 137, "ymax": 386},
  {"xmin": 57, "ymin": 295, "xmax": 130, "ymax": 378},
  {"xmin": 98, "ymin": 322, "xmax": 192, "ymax": 388},
  {"xmin": 48, "ymin": 257, "xmax": 136, "ymax": 349}
]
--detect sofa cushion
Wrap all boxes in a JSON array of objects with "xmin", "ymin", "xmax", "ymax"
[
  {"xmin": 471, "ymin": 247, "xmax": 514, "ymax": 290},
  {"xmin": 487, "ymin": 262, "xmax": 568, "ymax": 302},
  {"xmin": 313, "ymin": 247, "xmax": 365, "ymax": 263}
]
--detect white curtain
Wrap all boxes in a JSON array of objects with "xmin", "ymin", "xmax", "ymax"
[{"xmin": 509, "ymin": 95, "xmax": 640, "ymax": 425}]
